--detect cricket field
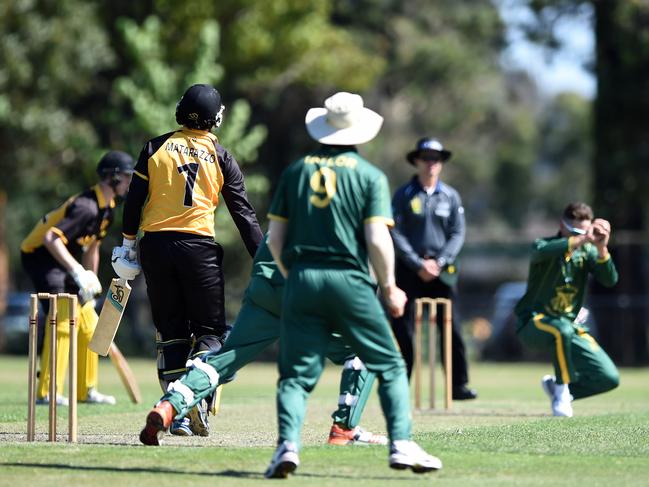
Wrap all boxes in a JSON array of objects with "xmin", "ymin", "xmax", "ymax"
[{"xmin": 0, "ymin": 355, "xmax": 647, "ymax": 486}]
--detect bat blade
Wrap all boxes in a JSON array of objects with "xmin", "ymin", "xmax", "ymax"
[
  {"xmin": 108, "ymin": 343, "xmax": 142, "ymax": 404},
  {"xmin": 89, "ymin": 278, "xmax": 131, "ymax": 356}
]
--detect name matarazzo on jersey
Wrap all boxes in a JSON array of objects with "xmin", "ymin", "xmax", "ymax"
[{"xmin": 165, "ymin": 142, "xmax": 216, "ymax": 163}]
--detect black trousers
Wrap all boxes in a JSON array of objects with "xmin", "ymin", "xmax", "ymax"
[
  {"xmin": 139, "ymin": 232, "xmax": 227, "ymax": 384},
  {"xmin": 390, "ymin": 264, "xmax": 469, "ymax": 387}
]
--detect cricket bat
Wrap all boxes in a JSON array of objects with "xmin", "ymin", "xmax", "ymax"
[
  {"xmin": 89, "ymin": 278, "xmax": 131, "ymax": 356},
  {"xmin": 108, "ymin": 342, "xmax": 142, "ymax": 404}
]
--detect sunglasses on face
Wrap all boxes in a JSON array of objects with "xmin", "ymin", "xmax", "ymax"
[{"xmin": 562, "ymin": 219, "xmax": 588, "ymax": 236}]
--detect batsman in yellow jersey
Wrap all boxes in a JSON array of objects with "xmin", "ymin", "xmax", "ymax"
[
  {"xmin": 113, "ymin": 84, "xmax": 263, "ymax": 437},
  {"xmin": 21, "ymin": 151, "xmax": 135, "ymax": 405}
]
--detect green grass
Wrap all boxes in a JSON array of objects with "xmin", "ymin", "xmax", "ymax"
[{"xmin": 0, "ymin": 355, "xmax": 647, "ymax": 486}]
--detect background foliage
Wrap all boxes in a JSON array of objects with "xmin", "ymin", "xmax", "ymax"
[{"xmin": 0, "ymin": 0, "xmax": 646, "ymax": 363}]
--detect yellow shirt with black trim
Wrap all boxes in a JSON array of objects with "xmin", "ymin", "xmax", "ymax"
[
  {"xmin": 21, "ymin": 184, "xmax": 115, "ymax": 258},
  {"xmin": 132, "ymin": 128, "xmax": 224, "ymax": 236},
  {"xmin": 268, "ymin": 146, "xmax": 394, "ymax": 274},
  {"xmin": 122, "ymin": 128, "xmax": 263, "ymax": 257}
]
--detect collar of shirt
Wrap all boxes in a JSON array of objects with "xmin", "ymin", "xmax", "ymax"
[
  {"xmin": 93, "ymin": 184, "xmax": 115, "ymax": 209},
  {"xmin": 410, "ymin": 175, "xmax": 441, "ymax": 195}
]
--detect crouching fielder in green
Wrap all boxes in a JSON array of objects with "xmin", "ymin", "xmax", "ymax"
[
  {"xmin": 264, "ymin": 92, "xmax": 442, "ymax": 479},
  {"xmin": 515, "ymin": 202, "xmax": 619, "ymax": 418},
  {"xmin": 139, "ymin": 236, "xmax": 387, "ymax": 446}
]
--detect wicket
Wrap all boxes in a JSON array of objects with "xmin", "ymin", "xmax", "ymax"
[
  {"xmin": 414, "ymin": 297, "xmax": 453, "ymax": 410},
  {"xmin": 27, "ymin": 293, "xmax": 78, "ymax": 442}
]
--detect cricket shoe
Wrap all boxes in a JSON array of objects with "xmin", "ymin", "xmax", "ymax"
[
  {"xmin": 552, "ymin": 397, "xmax": 573, "ymax": 417},
  {"xmin": 264, "ymin": 440, "xmax": 300, "ymax": 479},
  {"xmin": 327, "ymin": 424, "xmax": 388, "ymax": 446},
  {"xmin": 389, "ymin": 440, "xmax": 442, "ymax": 473},
  {"xmin": 140, "ymin": 401, "xmax": 175, "ymax": 446},
  {"xmin": 35, "ymin": 394, "xmax": 69, "ymax": 406},
  {"xmin": 187, "ymin": 400, "xmax": 210, "ymax": 437},
  {"xmin": 83, "ymin": 388, "xmax": 116, "ymax": 405},
  {"xmin": 170, "ymin": 417, "xmax": 193, "ymax": 436},
  {"xmin": 542, "ymin": 375, "xmax": 573, "ymax": 417},
  {"xmin": 541, "ymin": 375, "xmax": 556, "ymax": 400},
  {"xmin": 551, "ymin": 387, "xmax": 574, "ymax": 418}
]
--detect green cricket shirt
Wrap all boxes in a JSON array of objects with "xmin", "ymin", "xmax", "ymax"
[
  {"xmin": 514, "ymin": 235, "xmax": 618, "ymax": 325},
  {"xmin": 268, "ymin": 146, "xmax": 394, "ymax": 274}
]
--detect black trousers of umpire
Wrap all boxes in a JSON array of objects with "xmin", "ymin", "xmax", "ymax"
[
  {"xmin": 139, "ymin": 231, "xmax": 228, "ymax": 387},
  {"xmin": 390, "ymin": 264, "xmax": 470, "ymax": 387}
]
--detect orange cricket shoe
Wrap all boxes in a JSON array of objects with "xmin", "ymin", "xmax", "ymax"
[
  {"xmin": 327, "ymin": 423, "xmax": 388, "ymax": 446},
  {"xmin": 139, "ymin": 401, "xmax": 176, "ymax": 446}
]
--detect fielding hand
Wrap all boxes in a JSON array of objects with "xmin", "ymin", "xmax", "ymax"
[{"xmin": 591, "ymin": 218, "xmax": 611, "ymax": 247}]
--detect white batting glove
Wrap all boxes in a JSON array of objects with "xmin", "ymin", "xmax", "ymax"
[
  {"xmin": 70, "ymin": 264, "xmax": 102, "ymax": 303},
  {"xmin": 111, "ymin": 238, "xmax": 141, "ymax": 280}
]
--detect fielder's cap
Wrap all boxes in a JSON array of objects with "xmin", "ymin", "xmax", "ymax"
[
  {"xmin": 305, "ymin": 92, "xmax": 383, "ymax": 146},
  {"xmin": 406, "ymin": 137, "xmax": 452, "ymax": 164}
]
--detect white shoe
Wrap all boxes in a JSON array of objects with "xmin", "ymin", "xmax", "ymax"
[
  {"xmin": 541, "ymin": 375, "xmax": 556, "ymax": 400},
  {"xmin": 264, "ymin": 440, "xmax": 300, "ymax": 479},
  {"xmin": 551, "ymin": 383, "xmax": 573, "ymax": 417},
  {"xmin": 389, "ymin": 440, "xmax": 442, "ymax": 473},
  {"xmin": 552, "ymin": 395, "xmax": 573, "ymax": 417},
  {"xmin": 170, "ymin": 417, "xmax": 193, "ymax": 436},
  {"xmin": 83, "ymin": 388, "xmax": 116, "ymax": 405},
  {"xmin": 35, "ymin": 395, "xmax": 69, "ymax": 406},
  {"xmin": 353, "ymin": 427, "xmax": 388, "ymax": 446}
]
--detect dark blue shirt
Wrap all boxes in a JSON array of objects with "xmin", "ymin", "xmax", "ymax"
[{"xmin": 391, "ymin": 176, "xmax": 465, "ymax": 272}]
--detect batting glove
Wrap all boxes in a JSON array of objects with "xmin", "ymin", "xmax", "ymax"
[
  {"xmin": 111, "ymin": 238, "xmax": 141, "ymax": 280},
  {"xmin": 70, "ymin": 264, "xmax": 102, "ymax": 303}
]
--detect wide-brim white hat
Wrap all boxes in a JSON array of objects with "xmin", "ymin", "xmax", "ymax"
[{"xmin": 305, "ymin": 92, "xmax": 383, "ymax": 145}]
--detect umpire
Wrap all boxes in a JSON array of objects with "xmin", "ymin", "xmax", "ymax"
[
  {"xmin": 390, "ymin": 137, "xmax": 477, "ymax": 400},
  {"xmin": 113, "ymin": 84, "xmax": 263, "ymax": 435}
]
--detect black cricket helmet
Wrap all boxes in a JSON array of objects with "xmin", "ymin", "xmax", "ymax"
[
  {"xmin": 175, "ymin": 84, "xmax": 224, "ymax": 130},
  {"xmin": 96, "ymin": 151, "xmax": 135, "ymax": 178}
]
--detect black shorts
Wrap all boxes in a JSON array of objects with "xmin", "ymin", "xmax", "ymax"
[
  {"xmin": 139, "ymin": 231, "xmax": 227, "ymax": 343},
  {"xmin": 21, "ymin": 250, "xmax": 81, "ymax": 301}
]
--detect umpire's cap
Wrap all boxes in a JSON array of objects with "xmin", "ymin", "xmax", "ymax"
[
  {"xmin": 406, "ymin": 137, "xmax": 452, "ymax": 164},
  {"xmin": 175, "ymin": 84, "xmax": 224, "ymax": 130},
  {"xmin": 96, "ymin": 151, "xmax": 134, "ymax": 178}
]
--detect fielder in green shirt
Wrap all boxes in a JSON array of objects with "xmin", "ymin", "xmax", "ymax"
[
  {"xmin": 515, "ymin": 202, "xmax": 619, "ymax": 417},
  {"xmin": 265, "ymin": 92, "xmax": 442, "ymax": 478}
]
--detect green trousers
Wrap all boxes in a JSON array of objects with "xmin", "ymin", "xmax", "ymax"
[
  {"xmin": 277, "ymin": 266, "xmax": 412, "ymax": 447},
  {"xmin": 163, "ymin": 276, "xmax": 376, "ymax": 428},
  {"xmin": 517, "ymin": 313, "xmax": 619, "ymax": 399}
]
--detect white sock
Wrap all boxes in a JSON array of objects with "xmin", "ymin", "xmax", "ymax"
[{"xmin": 554, "ymin": 383, "xmax": 571, "ymax": 400}]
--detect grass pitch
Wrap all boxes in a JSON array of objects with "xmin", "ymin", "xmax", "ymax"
[{"xmin": 0, "ymin": 354, "xmax": 647, "ymax": 486}]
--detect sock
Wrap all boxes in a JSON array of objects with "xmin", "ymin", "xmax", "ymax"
[{"xmin": 554, "ymin": 383, "xmax": 571, "ymax": 400}]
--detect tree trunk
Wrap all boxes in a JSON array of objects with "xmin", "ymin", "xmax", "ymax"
[
  {"xmin": 592, "ymin": 0, "xmax": 649, "ymax": 365},
  {"xmin": 0, "ymin": 191, "xmax": 7, "ymax": 316}
]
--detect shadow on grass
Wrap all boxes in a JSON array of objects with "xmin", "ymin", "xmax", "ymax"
[
  {"xmin": 414, "ymin": 409, "xmax": 548, "ymax": 418},
  {"xmin": 0, "ymin": 462, "xmax": 417, "ymax": 481}
]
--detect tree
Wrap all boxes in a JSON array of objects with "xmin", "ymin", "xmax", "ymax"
[
  {"xmin": 519, "ymin": 0, "xmax": 649, "ymax": 364},
  {"xmin": 0, "ymin": 0, "xmax": 116, "ymax": 288}
]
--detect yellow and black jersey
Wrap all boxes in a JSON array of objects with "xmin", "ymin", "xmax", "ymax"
[
  {"xmin": 21, "ymin": 185, "xmax": 115, "ymax": 258},
  {"xmin": 123, "ymin": 127, "xmax": 262, "ymax": 257}
]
